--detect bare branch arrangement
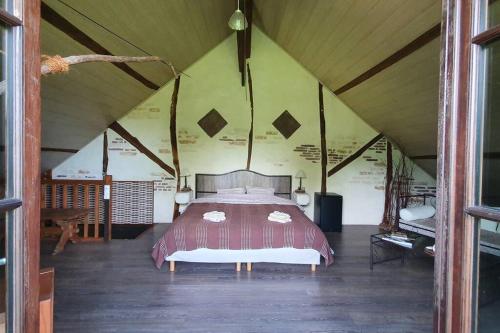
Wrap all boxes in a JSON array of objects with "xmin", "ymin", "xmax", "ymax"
[
  {"xmin": 41, "ymin": 54, "xmax": 179, "ymax": 78},
  {"xmin": 380, "ymin": 149, "xmax": 414, "ymax": 231}
]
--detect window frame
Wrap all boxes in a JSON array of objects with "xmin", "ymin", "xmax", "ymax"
[{"xmin": 0, "ymin": 1, "xmax": 24, "ymax": 331}]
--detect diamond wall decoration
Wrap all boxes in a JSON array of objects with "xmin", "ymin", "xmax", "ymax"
[
  {"xmin": 272, "ymin": 110, "xmax": 301, "ymax": 139},
  {"xmin": 198, "ymin": 109, "xmax": 228, "ymax": 137}
]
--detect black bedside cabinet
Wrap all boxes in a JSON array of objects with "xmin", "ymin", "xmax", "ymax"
[{"xmin": 314, "ymin": 192, "xmax": 343, "ymax": 232}]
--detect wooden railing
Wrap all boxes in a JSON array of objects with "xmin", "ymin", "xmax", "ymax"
[{"xmin": 41, "ymin": 176, "xmax": 112, "ymax": 241}]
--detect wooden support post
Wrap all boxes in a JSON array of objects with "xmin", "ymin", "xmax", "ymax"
[
  {"xmin": 246, "ymin": 64, "xmax": 254, "ymax": 170},
  {"xmin": 318, "ymin": 82, "xmax": 327, "ymax": 194},
  {"xmin": 62, "ymin": 185, "xmax": 67, "ymax": 208},
  {"xmin": 380, "ymin": 140, "xmax": 393, "ymax": 230},
  {"xmin": 236, "ymin": 0, "xmax": 252, "ymax": 86},
  {"xmin": 102, "ymin": 130, "xmax": 108, "ymax": 175},
  {"xmin": 169, "ymin": 76, "xmax": 181, "ymax": 220},
  {"xmin": 311, "ymin": 264, "xmax": 316, "ymax": 272},
  {"xmin": 103, "ymin": 175, "xmax": 112, "ymax": 241},
  {"xmin": 41, "ymin": 184, "xmax": 46, "ymax": 208},
  {"xmin": 246, "ymin": 262, "xmax": 252, "ymax": 272},
  {"xmin": 83, "ymin": 185, "xmax": 89, "ymax": 238},
  {"xmin": 236, "ymin": 262, "xmax": 241, "ymax": 272},
  {"xmin": 51, "ymin": 184, "xmax": 57, "ymax": 208},
  {"xmin": 72, "ymin": 184, "xmax": 78, "ymax": 208},
  {"xmin": 94, "ymin": 185, "xmax": 100, "ymax": 239},
  {"xmin": 169, "ymin": 261, "xmax": 175, "ymax": 272}
]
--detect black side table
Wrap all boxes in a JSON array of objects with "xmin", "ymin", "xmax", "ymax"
[
  {"xmin": 369, "ymin": 232, "xmax": 425, "ymax": 270},
  {"xmin": 314, "ymin": 192, "xmax": 342, "ymax": 232}
]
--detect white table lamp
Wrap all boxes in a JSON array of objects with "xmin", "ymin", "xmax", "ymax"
[
  {"xmin": 295, "ymin": 170, "xmax": 306, "ymax": 192},
  {"xmin": 180, "ymin": 167, "xmax": 191, "ymax": 191}
]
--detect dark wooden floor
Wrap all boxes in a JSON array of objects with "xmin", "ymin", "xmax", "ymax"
[{"xmin": 41, "ymin": 225, "xmax": 434, "ymax": 333}]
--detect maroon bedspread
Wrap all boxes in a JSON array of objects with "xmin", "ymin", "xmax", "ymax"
[{"xmin": 152, "ymin": 202, "xmax": 333, "ymax": 268}]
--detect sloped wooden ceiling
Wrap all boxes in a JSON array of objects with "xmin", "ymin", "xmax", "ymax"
[
  {"xmin": 254, "ymin": 0, "xmax": 442, "ymax": 176},
  {"xmin": 41, "ymin": 0, "xmax": 233, "ymax": 170}
]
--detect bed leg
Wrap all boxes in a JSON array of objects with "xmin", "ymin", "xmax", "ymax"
[
  {"xmin": 236, "ymin": 262, "xmax": 241, "ymax": 272},
  {"xmin": 311, "ymin": 264, "xmax": 316, "ymax": 272},
  {"xmin": 247, "ymin": 262, "xmax": 252, "ymax": 272},
  {"xmin": 169, "ymin": 261, "xmax": 175, "ymax": 272}
]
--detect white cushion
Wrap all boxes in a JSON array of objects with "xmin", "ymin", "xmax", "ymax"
[
  {"xmin": 216, "ymin": 187, "xmax": 246, "ymax": 194},
  {"xmin": 400, "ymin": 205, "xmax": 436, "ymax": 221},
  {"xmin": 246, "ymin": 186, "xmax": 275, "ymax": 195}
]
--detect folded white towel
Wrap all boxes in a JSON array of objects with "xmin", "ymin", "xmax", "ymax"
[
  {"xmin": 203, "ymin": 211, "xmax": 225, "ymax": 217},
  {"xmin": 203, "ymin": 211, "xmax": 226, "ymax": 222},
  {"xmin": 268, "ymin": 211, "xmax": 291, "ymax": 221},
  {"xmin": 268, "ymin": 211, "xmax": 292, "ymax": 223},
  {"xmin": 270, "ymin": 211, "xmax": 290, "ymax": 219},
  {"xmin": 268, "ymin": 216, "xmax": 292, "ymax": 223}
]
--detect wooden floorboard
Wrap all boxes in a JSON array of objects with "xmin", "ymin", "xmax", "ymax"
[{"xmin": 41, "ymin": 225, "xmax": 434, "ymax": 333}]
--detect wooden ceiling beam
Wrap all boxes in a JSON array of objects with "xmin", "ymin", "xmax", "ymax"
[
  {"xmin": 328, "ymin": 133, "xmax": 384, "ymax": 177},
  {"xmin": 41, "ymin": 147, "xmax": 79, "ymax": 153},
  {"xmin": 236, "ymin": 0, "xmax": 252, "ymax": 86},
  {"xmin": 109, "ymin": 121, "xmax": 176, "ymax": 177},
  {"xmin": 41, "ymin": 2, "xmax": 159, "ymax": 90},
  {"xmin": 334, "ymin": 23, "xmax": 441, "ymax": 95}
]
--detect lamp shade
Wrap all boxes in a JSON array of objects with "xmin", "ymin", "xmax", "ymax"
[
  {"xmin": 295, "ymin": 170, "xmax": 306, "ymax": 178},
  {"xmin": 180, "ymin": 168, "xmax": 191, "ymax": 177},
  {"xmin": 228, "ymin": 9, "xmax": 248, "ymax": 31}
]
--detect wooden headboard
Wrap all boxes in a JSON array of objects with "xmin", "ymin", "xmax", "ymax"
[{"xmin": 195, "ymin": 170, "xmax": 292, "ymax": 199}]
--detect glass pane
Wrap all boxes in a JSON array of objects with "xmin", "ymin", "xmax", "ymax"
[
  {"xmin": 481, "ymin": 39, "xmax": 500, "ymax": 207},
  {"xmin": 0, "ymin": 25, "xmax": 4, "ymax": 199},
  {"xmin": 477, "ymin": 219, "xmax": 500, "ymax": 332},
  {"xmin": 0, "ymin": 212, "xmax": 4, "ymax": 331},
  {"xmin": 486, "ymin": 0, "xmax": 500, "ymax": 30}
]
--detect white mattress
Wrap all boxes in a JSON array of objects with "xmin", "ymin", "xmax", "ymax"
[{"xmin": 165, "ymin": 248, "xmax": 321, "ymax": 265}]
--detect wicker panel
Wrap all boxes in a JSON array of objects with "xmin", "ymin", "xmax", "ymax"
[{"xmin": 111, "ymin": 181, "xmax": 154, "ymax": 224}]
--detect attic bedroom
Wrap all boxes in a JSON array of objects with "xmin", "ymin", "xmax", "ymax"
[{"xmin": 1, "ymin": 0, "xmax": 499, "ymax": 332}]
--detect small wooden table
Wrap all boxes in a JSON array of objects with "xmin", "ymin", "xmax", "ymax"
[{"xmin": 41, "ymin": 208, "xmax": 91, "ymax": 255}]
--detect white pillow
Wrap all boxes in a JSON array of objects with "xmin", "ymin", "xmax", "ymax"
[
  {"xmin": 217, "ymin": 187, "xmax": 246, "ymax": 194},
  {"xmin": 246, "ymin": 186, "xmax": 275, "ymax": 195},
  {"xmin": 400, "ymin": 205, "xmax": 436, "ymax": 221}
]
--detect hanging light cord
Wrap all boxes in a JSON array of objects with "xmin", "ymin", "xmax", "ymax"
[{"xmin": 54, "ymin": 0, "xmax": 190, "ymax": 77}]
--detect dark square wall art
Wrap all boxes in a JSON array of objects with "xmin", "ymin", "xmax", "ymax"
[
  {"xmin": 198, "ymin": 109, "xmax": 228, "ymax": 137},
  {"xmin": 273, "ymin": 110, "xmax": 301, "ymax": 139}
]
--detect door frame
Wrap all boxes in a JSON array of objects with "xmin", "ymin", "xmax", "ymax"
[
  {"xmin": 435, "ymin": 0, "xmax": 500, "ymax": 332},
  {"xmin": 434, "ymin": 0, "xmax": 474, "ymax": 331},
  {"xmin": 22, "ymin": 0, "xmax": 41, "ymax": 331}
]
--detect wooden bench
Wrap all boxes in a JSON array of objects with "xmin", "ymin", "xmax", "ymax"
[{"xmin": 41, "ymin": 208, "xmax": 93, "ymax": 255}]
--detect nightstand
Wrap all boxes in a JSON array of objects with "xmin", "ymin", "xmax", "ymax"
[
  {"xmin": 293, "ymin": 191, "xmax": 310, "ymax": 206},
  {"xmin": 175, "ymin": 190, "xmax": 193, "ymax": 214}
]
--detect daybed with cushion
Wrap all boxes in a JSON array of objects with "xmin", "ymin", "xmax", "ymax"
[{"xmin": 398, "ymin": 194, "xmax": 500, "ymax": 256}]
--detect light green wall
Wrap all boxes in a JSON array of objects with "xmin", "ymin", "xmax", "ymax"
[{"xmin": 54, "ymin": 27, "xmax": 435, "ymax": 223}]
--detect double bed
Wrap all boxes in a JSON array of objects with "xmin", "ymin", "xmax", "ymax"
[{"xmin": 152, "ymin": 170, "xmax": 333, "ymax": 272}]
